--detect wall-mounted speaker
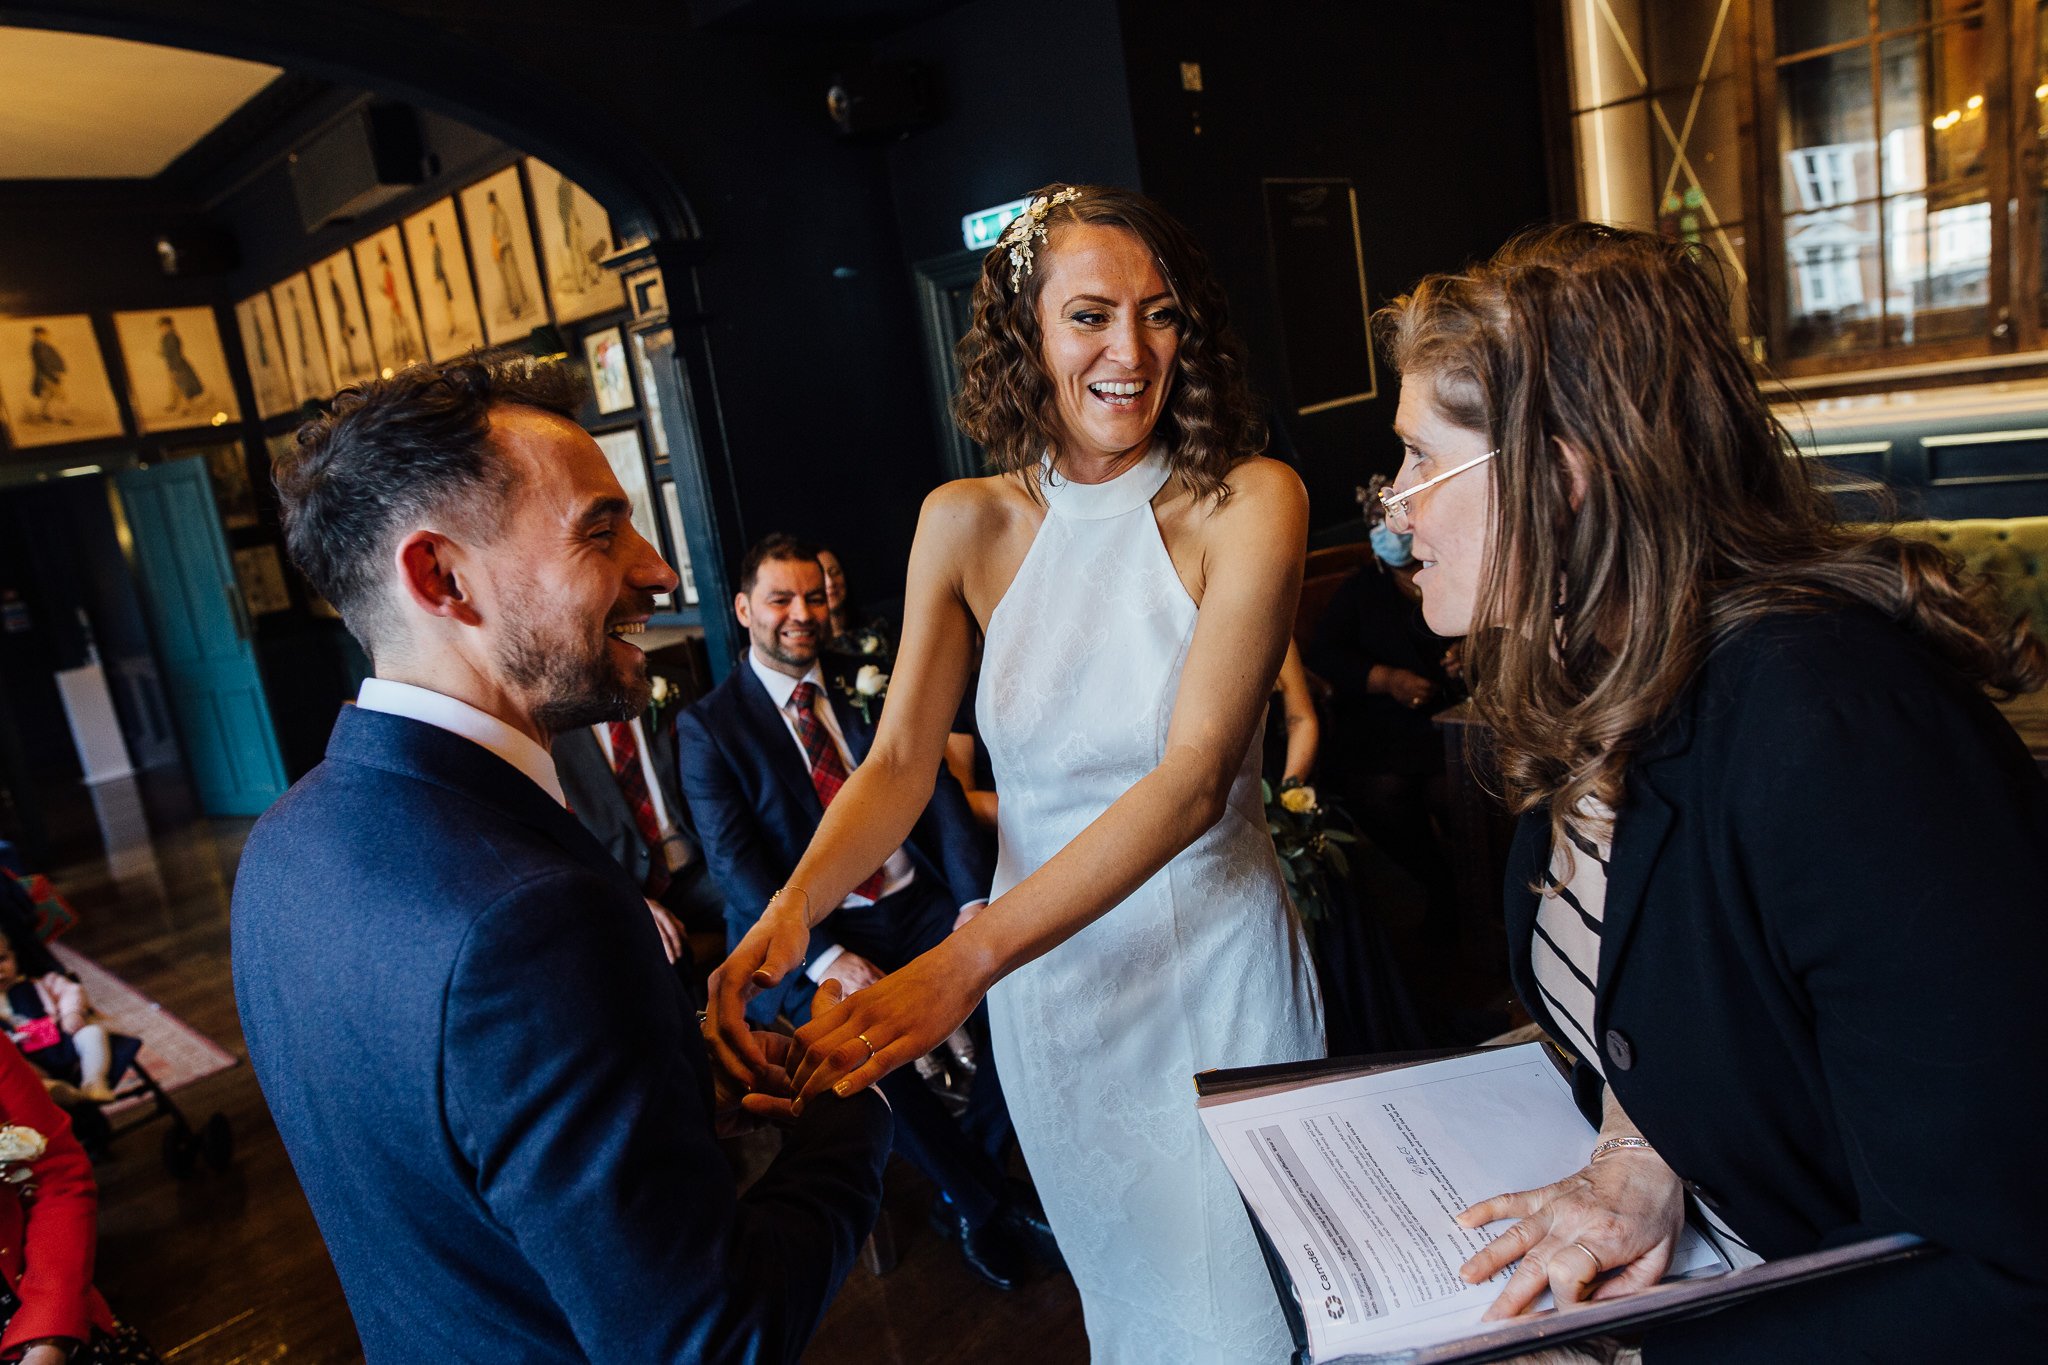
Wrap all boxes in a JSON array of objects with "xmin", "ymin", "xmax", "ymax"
[{"xmin": 289, "ymin": 103, "xmax": 427, "ymax": 233}]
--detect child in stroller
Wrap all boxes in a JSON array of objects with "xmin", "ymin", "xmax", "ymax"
[{"xmin": 0, "ymin": 931, "xmax": 125, "ymax": 1105}]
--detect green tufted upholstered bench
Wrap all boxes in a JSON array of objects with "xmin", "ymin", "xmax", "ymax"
[{"xmin": 1889, "ymin": 519, "xmax": 2048, "ymax": 644}]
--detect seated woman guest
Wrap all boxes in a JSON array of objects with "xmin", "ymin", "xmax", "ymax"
[
  {"xmin": 0, "ymin": 1038, "xmax": 156, "ymax": 1364},
  {"xmin": 1306, "ymin": 499, "xmax": 1463, "ymax": 943},
  {"xmin": 1374, "ymin": 223, "xmax": 2047, "ymax": 1362}
]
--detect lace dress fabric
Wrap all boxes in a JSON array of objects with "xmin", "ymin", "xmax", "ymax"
[{"xmin": 977, "ymin": 456, "xmax": 1325, "ymax": 1362}]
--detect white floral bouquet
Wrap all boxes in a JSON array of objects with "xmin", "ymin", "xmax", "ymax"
[{"xmin": 0, "ymin": 1124, "xmax": 46, "ymax": 1190}]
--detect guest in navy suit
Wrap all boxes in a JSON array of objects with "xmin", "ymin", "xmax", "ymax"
[
  {"xmin": 677, "ymin": 535, "xmax": 1057, "ymax": 1291},
  {"xmin": 233, "ymin": 359, "xmax": 891, "ymax": 1364},
  {"xmin": 556, "ymin": 708, "xmax": 726, "ymax": 999}
]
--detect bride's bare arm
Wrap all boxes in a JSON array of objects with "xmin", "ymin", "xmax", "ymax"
[
  {"xmin": 784, "ymin": 458, "xmax": 1307, "ymax": 1103},
  {"xmin": 703, "ymin": 481, "xmax": 987, "ymax": 1081}
]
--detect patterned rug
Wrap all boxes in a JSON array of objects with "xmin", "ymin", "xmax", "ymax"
[{"xmin": 50, "ymin": 942, "xmax": 239, "ymax": 1116}]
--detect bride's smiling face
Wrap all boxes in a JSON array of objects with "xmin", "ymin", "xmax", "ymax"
[{"xmin": 1035, "ymin": 223, "xmax": 1181, "ymax": 464}]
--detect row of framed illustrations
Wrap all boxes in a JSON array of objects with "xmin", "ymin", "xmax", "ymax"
[{"xmin": 0, "ymin": 158, "xmax": 626, "ymax": 452}]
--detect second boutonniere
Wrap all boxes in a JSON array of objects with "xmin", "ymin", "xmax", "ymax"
[
  {"xmin": 647, "ymin": 672, "xmax": 676, "ymax": 719},
  {"xmin": 835, "ymin": 663, "xmax": 890, "ymax": 724}
]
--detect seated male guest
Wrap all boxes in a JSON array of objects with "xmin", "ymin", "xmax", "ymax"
[
  {"xmin": 678, "ymin": 535, "xmax": 1055, "ymax": 1290},
  {"xmin": 234, "ymin": 360, "xmax": 892, "ymax": 1364},
  {"xmin": 556, "ymin": 707, "xmax": 725, "ymax": 997}
]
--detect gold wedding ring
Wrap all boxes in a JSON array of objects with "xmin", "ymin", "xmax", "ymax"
[{"xmin": 857, "ymin": 1032, "xmax": 877, "ymax": 1060}]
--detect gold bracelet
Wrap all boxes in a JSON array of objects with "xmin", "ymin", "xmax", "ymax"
[
  {"xmin": 769, "ymin": 886, "xmax": 812, "ymax": 925},
  {"xmin": 1590, "ymin": 1135, "xmax": 1655, "ymax": 1162}
]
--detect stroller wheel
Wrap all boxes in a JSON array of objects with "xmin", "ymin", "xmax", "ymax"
[
  {"xmin": 201, "ymin": 1113, "xmax": 233, "ymax": 1171},
  {"xmin": 162, "ymin": 1124, "xmax": 199, "ymax": 1179}
]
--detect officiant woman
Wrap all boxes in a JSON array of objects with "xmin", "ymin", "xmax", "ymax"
[{"xmin": 1374, "ymin": 222, "xmax": 2048, "ymax": 1362}]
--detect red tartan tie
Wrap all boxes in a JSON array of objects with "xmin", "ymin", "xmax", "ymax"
[
  {"xmin": 788, "ymin": 682, "xmax": 888, "ymax": 900},
  {"xmin": 605, "ymin": 721, "xmax": 671, "ymax": 898}
]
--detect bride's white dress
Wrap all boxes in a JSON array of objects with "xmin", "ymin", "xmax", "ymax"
[{"xmin": 977, "ymin": 454, "xmax": 1326, "ymax": 1363}]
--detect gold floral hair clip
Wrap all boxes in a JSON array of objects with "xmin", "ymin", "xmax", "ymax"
[{"xmin": 999, "ymin": 187, "xmax": 1084, "ymax": 290}]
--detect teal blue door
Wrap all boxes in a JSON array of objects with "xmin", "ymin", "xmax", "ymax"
[{"xmin": 115, "ymin": 460, "xmax": 288, "ymax": 816}]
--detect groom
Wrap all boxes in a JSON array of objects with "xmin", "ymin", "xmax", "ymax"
[{"xmin": 233, "ymin": 359, "xmax": 891, "ymax": 1363}]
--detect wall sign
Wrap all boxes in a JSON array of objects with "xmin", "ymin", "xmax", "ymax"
[{"xmin": 1262, "ymin": 178, "xmax": 1377, "ymax": 416}]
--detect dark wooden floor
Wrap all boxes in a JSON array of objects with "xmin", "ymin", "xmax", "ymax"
[{"xmin": 40, "ymin": 773, "xmax": 1093, "ymax": 1365}]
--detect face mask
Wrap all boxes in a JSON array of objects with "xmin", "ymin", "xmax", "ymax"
[{"xmin": 1370, "ymin": 520, "xmax": 1414, "ymax": 568}]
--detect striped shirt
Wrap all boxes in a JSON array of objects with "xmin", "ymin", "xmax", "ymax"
[
  {"xmin": 1535, "ymin": 800, "xmax": 1764, "ymax": 1269},
  {"xmin": 1532, "ymin": 801, "xmax": 1613, "ymax": 1073}
]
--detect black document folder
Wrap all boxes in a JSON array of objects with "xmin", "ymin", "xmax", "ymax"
[{"xmin": 1195, "ymin": 1051, "xmax": 1927, "ymax": 1364}]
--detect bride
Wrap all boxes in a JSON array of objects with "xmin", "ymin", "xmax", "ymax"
[{"xmin": 708, "ymin": 183, "xmax": 1324, "ymax": 1362}]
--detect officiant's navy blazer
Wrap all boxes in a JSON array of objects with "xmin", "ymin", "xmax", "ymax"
[
  {"xmin": 233, "ymin": 705, "xmax": 891, "ymax": 1364},
  {"xmin": 674, "ymin": 656, "xmax": 994, "ymax": 1023}
]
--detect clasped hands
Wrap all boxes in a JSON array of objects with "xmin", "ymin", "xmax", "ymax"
[{"xmin": 705, "ymin": 895, "xmax": 985, "ymax": 1118}]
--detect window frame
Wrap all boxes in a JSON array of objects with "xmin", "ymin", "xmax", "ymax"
[{"xmin": 1545, "ymin": 0, "xmax": 2039, "ymax": 386}]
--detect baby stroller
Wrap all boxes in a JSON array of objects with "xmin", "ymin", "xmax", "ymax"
[{"xmin": 1, "ymin": 867, "xmax": 232, "ymax": 1176}]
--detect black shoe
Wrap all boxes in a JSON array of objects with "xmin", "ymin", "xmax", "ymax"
[
  {"xmin": 998, "ymin": 1183, "xmax": 1066, "ymax": 1273},
  {"xmin": 929, "ymin": 1196, "xmax": 1027, "ymax": 1291}
]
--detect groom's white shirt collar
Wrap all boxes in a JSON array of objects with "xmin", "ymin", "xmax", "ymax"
[{"xmin": 356, "ymin": 677, "xmax": 567, "ymax": 807}]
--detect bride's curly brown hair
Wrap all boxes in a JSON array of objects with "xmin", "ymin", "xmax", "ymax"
[{"xmin": 952, "ymin": 183, "xmax": 1265, "ymax": 501}]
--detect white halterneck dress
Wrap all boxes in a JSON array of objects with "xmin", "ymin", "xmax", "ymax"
[{"xmin": 976, "ymin": 454, "xmax": 1326, "ymax": 1363}]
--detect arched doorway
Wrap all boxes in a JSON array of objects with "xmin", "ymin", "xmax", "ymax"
[{"xmin": 2, "ymin": 0, "xmax": 745, "ymax": 667}]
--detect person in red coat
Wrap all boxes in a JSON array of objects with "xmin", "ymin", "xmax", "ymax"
[{"xmin": 0, "ymin": 1036, "xmax": 116, "ymax": 1364}]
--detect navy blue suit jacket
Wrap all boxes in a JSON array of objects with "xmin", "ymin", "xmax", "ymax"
[
  {"xmin": 674, "ymin": 657, "xmax": 995, "ymax": 1023},
  {"xmin": 232, "ymin": 706, "xmax": 891, "ymax": 1363}
]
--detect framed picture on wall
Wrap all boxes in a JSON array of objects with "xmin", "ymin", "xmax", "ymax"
[
  {"xmin": 632, "ymin": 325, "xmax": 686, "ymax": 461},
  {"xmin": 401, "ymin": 197, "xmax": 487, "ymax": 361},
  {"xmin": 0, "ymin": 313, "xmax": 127, "ymax": 448},
  {"xmin": 659, "ymin": 478, "xmax": 700, "ymax": 605},
  {"xmin": 353, "ymin": 226, "xmax": 429, "ymax": 373},
  {"xmin": 459, "ymin": 166, "xmax": 548, "ymax": 346},
  {"xmin": 270, "ymin": 273, "xmax": 335, "ymax": 402},
  {"xmin": 583, "ymin": 326, "xmax": 632, "ymax": 414},
  {"xmin": 174, "ymin": 440, "xmax": 260, "ymax": 529},
  {"xmin": 313, "ymin": 249, "xmax": 379, "ymax": 387},
  {"xmin": 525, "ymin": 158, "xmax": 626, "ymax": 324},
  {"xmin": 233, "ymin": 544, "xmax": 294, "ymax": 617},
  {"xmin": 234, "ymin": 293, "xmax": 297, "ymax": 418},
  {"xmin": 592, "ymin": 426, "xmax": 665, "ymax": 593},
  {"xmin": 111, "ymin": 307, "xmax": 242, "ymax": 434}
]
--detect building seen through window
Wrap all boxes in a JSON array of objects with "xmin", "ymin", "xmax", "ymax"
[{"xmin": 1557, "ymin": 0, "xmax": 2043, "ymax": 379}]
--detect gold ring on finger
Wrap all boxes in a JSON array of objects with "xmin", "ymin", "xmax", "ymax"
[
  {"xmin": 857, "ymin": 1032, "xmax": 877, "ymax": 1060},
  {"xmin": 1569, "ymin": 1241, "xmax": 1600, "ymax": 1278}
]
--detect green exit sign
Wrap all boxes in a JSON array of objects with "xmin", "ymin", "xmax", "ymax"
[{"xmin": 961, "ymin": 197, "xmax": 1033, "ymax": 251}]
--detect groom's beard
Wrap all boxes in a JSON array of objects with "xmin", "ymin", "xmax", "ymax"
[{"xmin": 498, "ymin": 589, "xmax": 651, "ymax": 735}]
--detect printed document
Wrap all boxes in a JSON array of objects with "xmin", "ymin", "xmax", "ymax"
[{"xmin": 1199, "ymin": 1044, "xmax": 1725, "ymax": 1361}]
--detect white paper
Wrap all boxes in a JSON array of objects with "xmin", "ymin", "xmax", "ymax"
[{"xmin": 1199, "ymin": 1045, "xmax": 1725, "ymax": 1362}]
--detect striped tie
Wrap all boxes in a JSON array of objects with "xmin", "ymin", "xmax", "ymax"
[{"xmin": 789, "ymin": 682, "xmax": 887, "ymax": 900}]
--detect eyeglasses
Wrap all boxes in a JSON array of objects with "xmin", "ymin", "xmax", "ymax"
[{"xmin": 1377, "ymin": 449, "xmax": 1497, "ymax": 535}]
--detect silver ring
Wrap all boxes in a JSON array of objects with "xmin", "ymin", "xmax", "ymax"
[{"xmin": 1568, "ymin": 1241, "xmax": 1600, "ymax": 1277}]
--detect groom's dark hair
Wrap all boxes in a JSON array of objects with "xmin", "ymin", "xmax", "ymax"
[{"xmin": 274, "ymin": 355, "xmax": 587, "ymax": 657}]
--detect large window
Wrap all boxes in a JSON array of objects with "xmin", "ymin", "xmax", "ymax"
[{"xmin": 1558, "ymin": 0, "xmax": 2040, "ymax": 380}]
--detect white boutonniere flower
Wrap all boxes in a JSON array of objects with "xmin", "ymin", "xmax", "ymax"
[{"xmin": 837, "ymin": 664, "xmax": 890, "ymax": 723}]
